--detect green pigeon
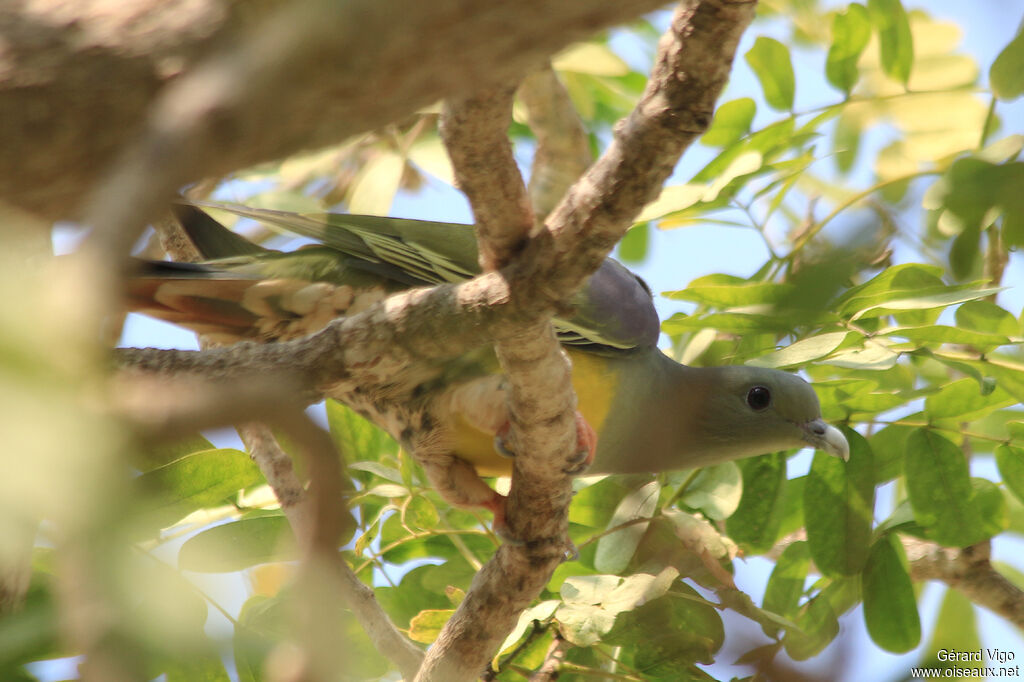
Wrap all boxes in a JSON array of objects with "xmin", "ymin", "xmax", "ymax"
[{"xmin": 127, "ymin": 202, "xmax": 849, "ymax": 528}]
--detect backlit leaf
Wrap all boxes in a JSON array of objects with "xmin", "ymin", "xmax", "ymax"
[
  {"xmin": 826, "ymin": 4, "xmax": 871, "ymax": 94},
  {"xmin": 996, "ymin": 444, "xmax": 1024, "ymax": 505},
  {"xmin": 990, "ymin": 29, "xmax": 1024, "ymax": 101},
  {"xmin": 862, "ymin": 534, "xmax": 920, "ymax": 652},
  {"xmin": 868, "ymin": 0, "xmax": 914, "ymax": 85},
  {"xmin": 595, "ymin": 481, "xmax": 660, "ymax": 574},
  {"xmin": 703, "ymin": 98, "xmax": 757, "ymax": 147},
  {"xmin": 803, "ymin": 429, "xmax": 874, "ymax": 576},
  {"xmin": 745, "ymin": 37, "xmax": 796, "ymax": 111},
  {"xmin": 762, "ymin": 541, "xmax": 810, "ymax": 637},
  {"xmin": 179, "ymin": 515, "xmax": 297, "ymax": 572}
]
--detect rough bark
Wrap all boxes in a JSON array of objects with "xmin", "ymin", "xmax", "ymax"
[{"xmin": 1, "ymin": 0, "xmax": 669, "ymax": 222}]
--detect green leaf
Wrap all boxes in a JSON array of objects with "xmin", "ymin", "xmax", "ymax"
[
  {"xmin": 868, "ymin": 0, "xmax": 914, "ymax": 85},
  {"xmin": 679, "ymin": 462, "xmax": 742, "ymax": 521},
  {"xmin": 803, "ymin": 428, "xmax": 874, "ymax": 577},
  {"xmin": 747, "ymin": 332, "xmax": 850, "ymax": 369},
  {"xmin": 826, "ymin": 4, "xmax": 871, "ymax": 94},
  {"xmin": 726, "ymin": 453, "xmax": 787, "ymax": 552},
  {"xmin": 949, "ymin": 224, "xmax": 982, "ymax": 280},
  {"xmin": 408, "ymin": 609, "xmax": 454, "ymax": 644},
  {"xmin": 762, "ymin": 541, "xmax": 810, "ymax": 637},
  {"xmin": 134, "ymin": 449, "xmax": 263, "ymax": 530},
  {"xmin": 594, "ymin": 481, "xmax": 660, "ymax": 574},
  {"xmin": 991, "ymin": 29, "xmax": 1024, "ymax": 101},
  {"xmin": 618, "ymin": 222, "xmax": 649, "ymax": 263},
  {"xmin": 136, "ymin": 433, "xmax": 217, "ymax": 470},
  {"xmin": 178, "ymin": 515, "xmax": 297, "ymax": 572},
  {"xmin": 941, "ymin": 159, "xmax": 1024, "ymax": 248},
  {"xmin": 918, "ymin": 588, "xmax": 983, "ymax": 674},
  {"xmin": 782, "ymin": 593, "xmax": 839, "ymax": 661},
  {"xmin": 956, "ymin": 300, "xmax": 1019, "ymax": 336},
  {"xmin": 665, "ymin": 274, "xmax": 795, "ymax": 307},
  {"xmin": 882, "ymin": 324, "xmax": 1010, "ymax": 349},
  {"xmin": 605, "ymin": 582, "xmax": 723, "ymax": 670},
  {"xmin": 703, "ymin": 98, "xmax": 757, "ymax": 147},
  {"xmin": 326, "ymin": 399, "xmax": 397, "ymax": 463},
  {"xmin": 925, "ymin": 378, "xmax": 1014, "ymax": 420},
  {"xmin": 862, "ymin": 534, "xmax": 920, "ymax": 653},
  {"xmin": 347, "ymin": 151, "xmax": 404, "ymax": 214},
  {"xmin": 905, "ymin": 429, "xmax": 995, "ymax": 547},
  {"xmin": 745, "ymin": 37, "xmax": 796, "ymax": 111},
  {"xmin": 997, "ymin": 444, "xmax": 1024, "ymax": 504}
]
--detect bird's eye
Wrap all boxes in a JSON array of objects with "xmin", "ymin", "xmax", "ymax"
[{"xmin": 746, "ymin": 386, "xmax": 772, "ymax": 411}]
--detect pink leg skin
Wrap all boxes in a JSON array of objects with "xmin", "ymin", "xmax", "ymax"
[
  {"xmin": 496, "ymin": 410, "xmax": 598, "ymax": 474},
  {"xmin": 420, "ymin": 455, "xmax": 516, "ymax": 540}
]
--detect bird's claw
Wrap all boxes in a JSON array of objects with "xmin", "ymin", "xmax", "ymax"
[{"xmin": 493, "ymin": 411, "xmax": 598, "ymax": 475}]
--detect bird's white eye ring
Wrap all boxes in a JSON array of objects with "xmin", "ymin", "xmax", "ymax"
[{"xmin": 746, "ymin": 386, "xmax": 772, "ymax": 411}]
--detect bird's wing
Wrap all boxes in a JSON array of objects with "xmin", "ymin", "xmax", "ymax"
[{"xmin": 169, "ymin": 201, "xmax": 661, "ymax": 351}]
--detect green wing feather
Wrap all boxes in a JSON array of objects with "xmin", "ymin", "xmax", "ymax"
[{"xmin": 168, "ymin": 200, "xmax": 660, "ymax": 351}]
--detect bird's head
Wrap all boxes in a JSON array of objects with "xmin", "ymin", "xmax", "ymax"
[{"xmin": 693, "ymin": 365, "xmax": 849, "ymax": 462}]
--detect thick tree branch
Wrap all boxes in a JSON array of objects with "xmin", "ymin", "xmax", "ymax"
[
  {"xmin": 769, "ymin": 531, "xmax": 1024, "ymax": 631},
  {"xmin": 418, "ymin": 85, "xmax": 579, "ymax": 681},
  {"xmin": 1, "ymin": 0, "xmax": 668, "ymax": 223},
  {"xmin": 905, "ymin": 539, "xmax": 1024, "ymax": 631}
]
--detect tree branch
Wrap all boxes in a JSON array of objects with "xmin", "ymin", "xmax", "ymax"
[
  {"xmin": 1, "ymin": 0, "xmax": 669, "ymax": 222},
  {"xmin": 518, "ymin": 66, "xmax": 593, "ymax": 221}
]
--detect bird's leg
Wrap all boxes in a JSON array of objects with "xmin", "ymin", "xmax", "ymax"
[
  {"xmin": 495, "ymin": 411, "xmax": 597, "ymax": 474},
  {"xmin": 446, "ymin": 374, "xmax": 599, "ymax": 472},
  {"xmin": 417, "ymin": 454, "xmax": 515, "ymax": 541}
]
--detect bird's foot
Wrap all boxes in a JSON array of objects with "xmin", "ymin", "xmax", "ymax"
[
  {"xmin": 493, "ymin": 410, "xmax": 598, "ymax": 475},
  {"xmin": 479, "ymin": 491, "xmax": 523, "ymax": 545}
]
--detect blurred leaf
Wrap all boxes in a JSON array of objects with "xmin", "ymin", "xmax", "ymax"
[
  {"xmin": 726, "ymin": 453, "xmax": 787, "ymax": 552},
  {"xmin": 136, "ymin": 433, "xmax": 216, "ymax": 470},
  {"xmin": 745, "ymin": 37, "xmax": 796, "ymax": 110},
  {"xmin": 949, "ymin": 223, "xmax": 981, "ymax": 280},
  {"xmin": 594, "ymin": 481, "xmax": 660, "ymax": 574},
  {"xmin": 804, "ymin": 428, "xmax": 874, "ymax": 576},
  {"xmin": 918, "ymin": 587, "xmax": 983, "ymax": 674},
  {"xmin": 868, "ymin": 0, "xmax": 914, "ymax": 85},
  {"xmin": 347, "ymin": 152, "xmax": 404, "ymax": 215},
  {"xmin": 665, "ymin": 274, "xmax": 794, "ymax": 307},
  {"xmin": 703, "ymin": 98, "xmax": 757, "ymax": 147},
  {"xmin": 618, "ymin": 222, "xmax": 649, "ymax": 263},
  {"xmin": 327, "ymin": 399, "xmax": 398, "ymax": 464},
  {"xmin": 782, "ymin": 593, "xmax": 839, "ymax": 660},
  {"xmin": 179, "ymin": 515, "xmax": 296, "ymax": 572},
  {"xmin": 135, "ymin": 448, "xmax": 263, "ymax": 531},
  {"xmin": 826, "ymin": 3, "xmax": 871, "ymax": 94},
  {"xmin": 996, "ymin": 444, "xmax": 1024, "ymax": 504},
  {"xmin": 679, "ymin": 462, "xmax": 742, "ymax": 520},
  {"xmin": 956, "ymin": 300, "xmax": 1019, "ymax": 336},
  {"xmin": 941, "ymin": 159, "xmax": 1024, "ymax": 247},
  {"xmin": 553, "ymin": 42, "xmax": 630, "ymax": 76},
  {"xmin": 862, "ymin": 534, "xmax": 920, "ymax": 652},
  {"xmin": 762, "ymin": 541, "xmax": 810, "ymax": 637},
  {"xmin": 990, "ymin": 29, "xmax": 1024, "ymax": 101},
  {"xmin": 408, "ymin": 609, "xmax": 454, "ymax": 644}
]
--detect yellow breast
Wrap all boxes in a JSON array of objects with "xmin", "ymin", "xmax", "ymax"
[{"xmin": 449, "ymin": 349, "xmax": 619, "ymax": 477}]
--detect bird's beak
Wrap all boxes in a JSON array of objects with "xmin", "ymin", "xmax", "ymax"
[{"xmin": 801, "ymin": 419, "xmax": 850, "ymax": 461}]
